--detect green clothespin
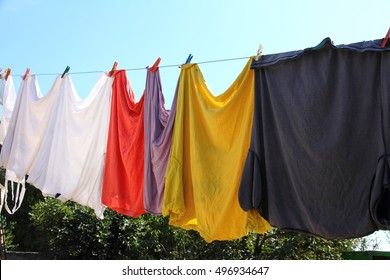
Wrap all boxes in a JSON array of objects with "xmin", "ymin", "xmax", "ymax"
[{"xmin": 61, "ymin": 66, "xmax": 70, "ymax": 78}]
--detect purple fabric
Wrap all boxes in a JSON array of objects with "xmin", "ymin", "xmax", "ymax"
[{"xmin": 144, "ymin": 68, "xmax": 178, "ymax": 214}]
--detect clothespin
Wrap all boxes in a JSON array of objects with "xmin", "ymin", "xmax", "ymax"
[
  {"xmin": 61, "ymin": 66, "xmax": 70, "ymax": 78},
  {"xmin": 108, "ymin": 61, "xmax": 118, "ymax": 77},
  {"xmin": 5, "ymin": 68, "xmax": 11, "ymax": 81},
  {"xmin": 255, "ymin": 44, "xmax": 264, "ymax": 61},
  {"xmin": 380, "ymin": 28, "xmax": 390, "ymax": 48},
  {"xmin": 149, "ymin": 57, "xmax": 161, "ymax": 73},
  {"xmin": 185, "ymin": 54, "xmax": 193, "ymax": 64},
  {"xmin": 23, "ymin": 68, "xmax": 31, "ymax": 80}
]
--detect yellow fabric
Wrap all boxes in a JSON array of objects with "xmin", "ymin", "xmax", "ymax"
[{"xmin": 163, "ymin": 58, "xmax": 270, "ymax": 242}]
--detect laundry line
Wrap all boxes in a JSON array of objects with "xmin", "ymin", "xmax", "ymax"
[{"xmin": 9, "ymin": 56, "xmax": 252, "ymax": 77}]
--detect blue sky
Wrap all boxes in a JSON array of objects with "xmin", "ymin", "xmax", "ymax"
[
  {"xmin": 1, "ymin": 0, "xmax": 389, "ymax": 105},
  {"xmin": 1, "ymin": 0, "xmax": 389, "ymax": 250}
]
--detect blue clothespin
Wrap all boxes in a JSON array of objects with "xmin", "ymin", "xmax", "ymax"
[
  {"xmin": 185, "ymin": 54, "xmax": 193, "ymax": 64},
  {"xmin": 61, "ymin": 66, "xmax": 70, "ymax": 78}
]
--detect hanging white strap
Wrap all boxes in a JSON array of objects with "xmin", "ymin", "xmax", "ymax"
[
  {"xmin": 2, "ymin": 170, "xmax": 26, "ymax": 215},
  {"xmin": 0, "ymin": 183, "xmax": 5, "ymax": 213}
]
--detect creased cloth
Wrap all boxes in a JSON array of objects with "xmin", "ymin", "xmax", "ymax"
[
  {"xmin": 239, "ymin": 38, "xmax": 390, "ymax": 239},
  {"xmin": 0, "ymin": 73, "xmax": 113, "ymax": 218},
  {"xmin": 102, "ymin": 70, "xmax": 146, "ymax": 217},
  {"xmin": 163, "ymin": 59, "xmax": 270, "ymax": 242},
  {"xmin": 144, "ymin": 68, "xmax": 178, "ymax": 215}
]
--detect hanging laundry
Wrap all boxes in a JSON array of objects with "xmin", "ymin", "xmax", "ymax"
[
  {"xmin": 0, "ymin": 75, "xmax": 17, "ymax": 144},
  {"xmin": 144, "ymin": 68, "xmax": 178, "ymax": 215},
  {"xmin": 162, "ymin": 58, "xmax": 271, "ymax": 242},
  {"xmin": 102, "ymin": 70, "xmax": 146, "ymax": 217},
  {"xmin": 0, "ymin": 75, "xmax": 26, "ymax": 214},
  {"xmin": 0, "ymin": 73, "xmax": 113, "ymax": 218},
  {"xmin": 239, "ymin": 38, "xmax": 390, "ymax": 239},
  {"xmin": 0, "ymin": 74, "xmax": 4, "ymax": 104},
  {"xmin": 0, "ymin": 75, "xmax": 57, "ymax": 180}
]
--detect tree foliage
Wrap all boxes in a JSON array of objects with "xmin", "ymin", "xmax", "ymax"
[
  {"xmin": 26, "ymin": 197, "xmax": 357, "ymax": 260},
  {"xmin": 0, "ymin": 175, "xmax": 44, "ymax": 251},
  {"xmin": 1, "ymin": 166, "xmax": 360, "ymax": 260}
]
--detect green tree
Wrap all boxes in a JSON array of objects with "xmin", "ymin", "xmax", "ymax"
[
  {"xmin": 0, "ymin": 215, "xmax": 18, "ymax": 251},
  {"xmin": 0, "ymin": 169, "xmax": 361, "ymax": 260},
  {"xmin": 249, "ymin": 229, "xmax": 357, "ymax": 260},
  {"xmin": 27, "ymin": 196, "xmax": 359, "ymax": 260},
  {"xmin": 1, "ymin": 168, "xmax": 45, "ymax": 252}
]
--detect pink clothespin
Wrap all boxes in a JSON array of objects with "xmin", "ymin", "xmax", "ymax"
[
  {"xmin": 380, "ymin": 28, "xmax": 390, "ymax": 48},
  {"xmin": 149, "ymin": 57, "xmax": 161, "ymax": 73}
]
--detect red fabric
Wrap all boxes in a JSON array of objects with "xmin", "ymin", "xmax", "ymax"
[{"xmin": 102, "ymin": 70, "xmax": 146, "ymax": 217}]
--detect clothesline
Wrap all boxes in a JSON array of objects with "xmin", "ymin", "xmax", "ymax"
[
  {"xmin": 7, "ymin": 56, "xmax": 252, "ymax": 77},
  {"xmin": 2, "ymin": 37, "xmax": 390, "ymax": 243}
]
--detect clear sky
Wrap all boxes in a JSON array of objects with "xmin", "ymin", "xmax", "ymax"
[
  {"xmin": 1, "ymin": 0, "xmax": 389, "ymax": 104},
  {"xmin": 1, "ymin": 0, "xmax": 389, "ymax": 250}
]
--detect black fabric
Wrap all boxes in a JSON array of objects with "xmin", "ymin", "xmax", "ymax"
[{"xmin": 239, "ymin": 38, "xmax": 390, "ymax": 239}]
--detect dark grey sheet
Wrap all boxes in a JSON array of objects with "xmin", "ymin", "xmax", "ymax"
[{"xmin": 239, "ymin": 38, "xmax": 390, "ymax": 239}]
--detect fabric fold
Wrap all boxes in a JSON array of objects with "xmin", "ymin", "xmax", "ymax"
[
  {"xmin": 370, "ymin": 155, "xmax": 390, "ymax": 229},
  {"xmin": 144, "ymin": 68, "xmax": 178, "ymax": 215},
  {"xmin": 238, "ymin": 149, "xmax": 263, "ymax": 212}
]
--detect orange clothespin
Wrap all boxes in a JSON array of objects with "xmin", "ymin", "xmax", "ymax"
[
  {"xmin": 149, "ymin": 57, "xmax": 161, "ymax": 73},
  {"xmin": 381, "ymin": 28, "xmax": 390, "ymax": 48},
  {"xmin": 5, "ymin": 68, "xmax": 11, "ymax": 81},
  {"xmin": 108, "ymin": 61, "xmax": 118, "ymax": 77},
  {"xmin": 23, "ymin": 68, "xmax": 30, "ymax": 80}
]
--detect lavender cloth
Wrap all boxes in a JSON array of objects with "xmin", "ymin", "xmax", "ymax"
[{"xmin": 144, "ymin": 68, "xmax": 178, "ymax": 214}]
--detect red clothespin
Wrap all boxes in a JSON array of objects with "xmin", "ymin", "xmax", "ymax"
[
  {"xmin": 149, "ymin": 57, "xmax": 161, "ymax": 73},
  {"xmin": 23, "ymin": 68, "xmax": 30, "ymax": 80},
  {"xmin": 5, "ymin": 68, "xmax": 11, "ymax": 81},
  {"xmin": 108, "ymin": 61, "xmax": 118, "ymax": 77},
  {"xmin": 381, "ymin": 28, "xmax": 390, "ymax": 48}
]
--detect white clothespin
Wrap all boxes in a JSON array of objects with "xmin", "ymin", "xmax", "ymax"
[{"xmin": 255, "ymin": 44, "xmax": 264, "ymax": 61}]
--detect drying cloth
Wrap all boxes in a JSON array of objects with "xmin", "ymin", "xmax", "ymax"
[
  {"xmin": 0, "ymin": 76, "xmax": 17, "ymax": 144},
  {"xmin": 162, "ymin": 59, "xmax": 271, "ymax": 242},
  {"xmin": 0, "ymin": 75, "xmax": 58, "ymax": 180},
  {"xmin": 0, "ymin": 76, "xmax": 4, "ymax": 105},
  {"xmin": 144, "ymin": 68, "xmax": 178, "ymax": 215},
  {"xmin": 0, "ymin": 73, "xmax": 113, "ymax": 218},
  {"xmin": 102, "ymin": 70, "xmax": 146, "ymax": 217},
  {"xmin": 0, "ymin": 75, "xmax": 26, "ymax": 214},
  {"xmin": 239, "ymin": 38, "xmax": 390, "ymax": 239}
]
